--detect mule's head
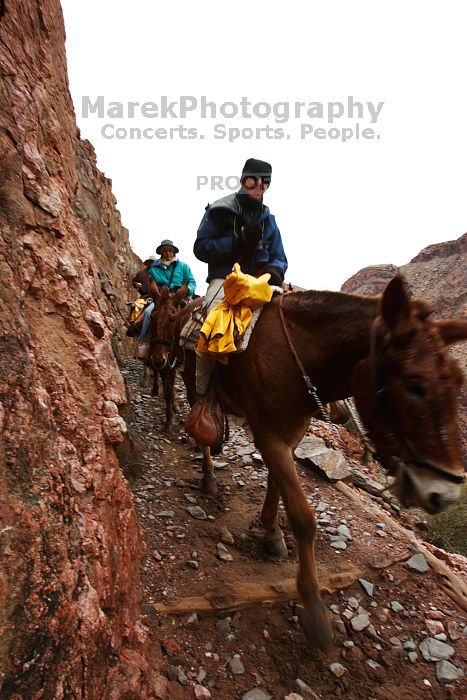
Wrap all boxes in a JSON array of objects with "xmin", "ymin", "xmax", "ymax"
[
  {"xmin": 149, "ymin": 279, "xmax": 188, "ymax": 370},
  {"xmin": 353, "ymin": 276, "xmax": 467, "ymax": 514}
]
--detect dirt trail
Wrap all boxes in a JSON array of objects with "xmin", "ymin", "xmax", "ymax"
[{"xmin": 121, "ymin": 360, "xmax": 466, "ymax": 700}]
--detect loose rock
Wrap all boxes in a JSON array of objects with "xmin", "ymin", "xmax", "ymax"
[
  {"xmin": 419, "ymin": 637, "xmax": 455, "ymax": 662},
  {"xmin": 337, "ymin": 524, "xmax": 352, "ymax": 540},
  {"xmin": 229, "ymin": 656, "xmax": 245, "ymax": 674},
  {"xmin": 389, "ymin": 636, "xmax": 402, "ymax": 647},
  {"xmin": 329, "ymin": 662, "xmax": 347, "ymax": 678},
  {"xmin": 350, "ymin": 614, "xmax": 370, "ymax": 632},
  {"xmin": 359, "ymin": 579, "xmax": 374, "ymax": 597},
  {"xmin": 153, "ymin": 674, "xmax": 169, "ymax": 699},
  {"xmin": 435, "ymin": 660, "xmax": 464, "ymax": 685},
  {"xmin": 187, "ymin": 506, "xmax": 208, "ymax": 520},
  {"xmin": 295, "ymin": 679, "xmax": 319, "ymax": 699},
  {"xmin": 447, "ymin": 621, "xmax": 460, "ymax": 641},
  {"xmin": 220, "ymin": 527, "xmax": 235, "ymax": 545},
  {"xmin": 405, "ymin": 553, "xmax": 429, "ymax": 573},
  {"xmin": 403, "ymin": 639, "xmax": 416, "ymax": 651},
  {"xmin": 426, "ymin": 610, "xmax": 445, "ymax": 620},
  {"xmin": 215, "ymin": 618, "xmax": 232, "ymax": 636},
  {"xmin": 390, "ymin": 601, "xmax": 404, "ymax": 613},
  {"xmin": 366, "ymin": 659, "xmax": 381, "ymax": 671},
  {"xmin": 217, "ymin": 550, "xmax": 234, "ymax": 562},
  {"xmin": 331, "ymin": 541, "xmax": 347, "ymax": 551},
  {"xmin": 196, "ymin": 668, "xmax": 207, "ymax": 683},
  {"xmin": 242, "ymin": 690, "xmax": 272, "ymax": 700},
  {"xmin": 425, "ymin": 620, "xmax": 444, "ymax": 636}
]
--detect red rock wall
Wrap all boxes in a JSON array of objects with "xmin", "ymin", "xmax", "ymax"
[{"xmin": 0, "ymin": 1, "xmax": 151, "ymax": 697}]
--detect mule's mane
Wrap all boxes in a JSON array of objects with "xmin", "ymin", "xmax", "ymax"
[{"xmin": 285, "ymin": 289, "xmax": 378, "ymax": 321}]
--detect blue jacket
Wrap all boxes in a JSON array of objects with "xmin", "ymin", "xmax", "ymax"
[
  {"xmin": 194, "ymin": 193, "xmax": 288, "ymax": 283},
  {"xmin": 149, "ymin": 259, "xmax": 196, "ymax": 297}
]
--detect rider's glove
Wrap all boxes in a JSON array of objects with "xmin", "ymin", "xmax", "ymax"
[{"xmin": 263, "ymin": 264, "xmax": 284, "ymax": 287}]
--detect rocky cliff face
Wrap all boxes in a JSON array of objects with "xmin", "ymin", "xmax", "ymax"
[
  {"xmin": 341, "ymin": 232, "xmax": 467, "ymax": 457},
  {"xmin": 0, "ymin": 2, "xmax": 150, "ymax": 697}
]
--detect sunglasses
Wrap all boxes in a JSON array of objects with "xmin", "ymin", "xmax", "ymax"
[{"xmin": 243, "ymin": 176, "xmax": 271, "ymax": 189}]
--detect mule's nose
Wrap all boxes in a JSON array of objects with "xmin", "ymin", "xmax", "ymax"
[
  {"xmin": 425, "ymin": 488, "xmax": 459, "ymax": 515},
  {"xmin": 152, "ymin": 357, "xmax": 167, "ymax": 370},
  {"xmin": 428, "ymin": 492, "xmax": 443, "ymax": 514}
]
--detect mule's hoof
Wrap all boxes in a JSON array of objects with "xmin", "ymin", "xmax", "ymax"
[
  {"xmin": 298, "ymin": 603, "xmax": 332, "ymax": 651},
  {"xmin": 264, "ymin": 537, "xmax": 288, "ymax": 558},
  {"xmin": 164, "ymin": 423, "xmax": 173, "ymax": 434},
  {"xmin": 201, "ymin": 476, "xmax": 217, "ymax": 495}
]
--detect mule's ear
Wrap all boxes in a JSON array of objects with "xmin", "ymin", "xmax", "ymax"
[
  {"xmin": 435, "ymin": 319, "xmax": 467, "ymax": 346},
  {"xmin": 149, "ymin": 277, "xmax": 160, "ymax": 300},
  {"xmin": 175, "ymin": 283, "xmax": 189, "ymax": 302},
  {"xmin": 379, "ymin": 275, "xmax": 411, "ymax": 330}
]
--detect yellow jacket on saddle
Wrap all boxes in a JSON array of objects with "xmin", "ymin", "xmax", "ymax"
[{"xmin": 197, "ymin": 263, "xmax": 273, "ymax": 360}]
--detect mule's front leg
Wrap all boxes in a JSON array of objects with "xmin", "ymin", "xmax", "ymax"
[
  {"xmin": 151, "ymin": 371, "xmax": 159, "ymax": 397},
  {"xmin": 261, "ymin": 471, "xmax": 288, "ymax": 557},
  {"xmin": 201, "ymin": 446, "xmax": 217, "ymax": 494},
  {"xmin": 163, "ymin": 370, "xmax": 174, "ymax": 432},
  {"xmin": 258, "ymin": 436, "xmax": 331, "ymax": 650}
]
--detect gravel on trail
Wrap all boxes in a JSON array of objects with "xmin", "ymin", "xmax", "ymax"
[{"xmin": 121, "ymin": 360, "xmax": 467, "ymax": 700}]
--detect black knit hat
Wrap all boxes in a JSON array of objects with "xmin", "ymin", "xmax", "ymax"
[{"xmin": 241, "ymin": 158, "xmax": 272, "ymax": 182}]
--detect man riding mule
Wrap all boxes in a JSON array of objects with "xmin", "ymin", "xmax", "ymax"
[
  {"xmin": 173, "ymin": 274, "xmax": 467, "ymax": 649},
  {"xmin": 132, "ymin": 255, "xmax": 157, "ymax": 297},
  {"xmin": 139, "ymin": 239, "xmax": 196, "ymax": 343},
  {"xmin": 191, "ymin": 158, "xmax": 287, "ymax": 406},
  {"xmin": 126, "ymin": 256, "xmax": 157, "ymax": 339},
  {"xmin": 131, "ymin": 241, "xmax": 195, "ymax": 424}
]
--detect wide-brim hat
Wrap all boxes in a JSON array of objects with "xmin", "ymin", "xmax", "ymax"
[
  {"xmin": 156, "ymin": 239, "xmax": 179, "ymax": 255},
  {"xmin": 144, "ymin": 255, "xmax": 157, "ymax": 264}
]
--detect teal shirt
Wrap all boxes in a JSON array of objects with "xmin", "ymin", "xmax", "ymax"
[{"xmin": 149, "ymin": 259, "xmax": 196, "ymax": 297}]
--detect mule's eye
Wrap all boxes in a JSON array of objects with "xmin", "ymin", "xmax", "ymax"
[{"xmin": 406, "ymin": 383, "xmax": 426, "ymax": 399}]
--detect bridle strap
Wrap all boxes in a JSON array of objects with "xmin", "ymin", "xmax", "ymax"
[
  {"xmin": 407, "ymin": 456, "xmax": 465, "ymax": 484},
  {"xmin": 370, "ymin": 320, "xmax": 465, "ymax": 486},
  {"xmin": 150, "ymin": 337, "xmax": 174, "ymax": 347}
]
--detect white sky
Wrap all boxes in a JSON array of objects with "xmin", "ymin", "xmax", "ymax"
[{"xmin": 61, "ymin": 0, "xmax": 466, "ymax": 294}]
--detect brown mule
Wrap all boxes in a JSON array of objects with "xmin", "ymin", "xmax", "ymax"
[
  {"xmin": 147, "ymin": 279, "xmax": 189, "ymax": 432},
  {"xmin": 177, "ymin": 276, "xmax": 466, "ymax": 649}
]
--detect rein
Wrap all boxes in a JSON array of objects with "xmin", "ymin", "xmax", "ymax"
[
  {"xmin": 278, "ymin": 294, "xmax": 331, "ymax": 423},
  {"xmin": 369, "ymin": 321, "xmax": 465, "ymax": 486}
]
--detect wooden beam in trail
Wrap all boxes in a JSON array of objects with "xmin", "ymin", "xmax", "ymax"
[
  {"xmin": 152, "ymin": 563, "xmax": 361, "ymax": 615},
  {"xmin": 335, "ymin": 480, "xmax": 467, "ymax": 613}
]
